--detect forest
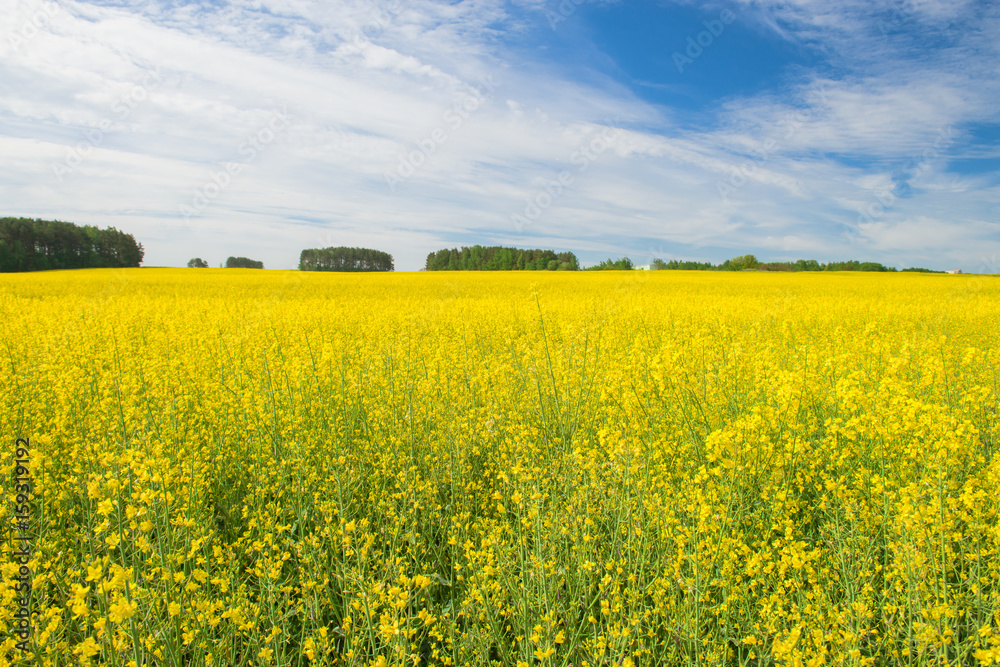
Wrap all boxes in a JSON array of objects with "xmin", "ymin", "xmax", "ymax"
[
  {"xmin": 225, "ymin": 257, "xmax": 265, "ymax": 269},
  {"xmin": 0, "ymin": 218, "xmax": 944, "ymax": 275},
  {"xmin": 650, "ymin": 256, "xmax": 939, "ymax": 272},
  {"xmin": 299, "ymin": 247, "xmax": 394, "ymax": 272},
  {"xmin": 425, "ymin": 246, "xmax": 579, "ymax": 271},
  {"xmin": 0, "ymin": 217, "xmax": 144, "ymax": 272}
]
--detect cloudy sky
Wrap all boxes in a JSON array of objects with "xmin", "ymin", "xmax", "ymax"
[{"xmin": 2, "ymin": 0, "xmax": 998, "ymax": 271}]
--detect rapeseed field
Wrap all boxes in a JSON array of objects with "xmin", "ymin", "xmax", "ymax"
[{"xmin": 1, "ymin": 268, "xmax": 998, "ymax": 666}]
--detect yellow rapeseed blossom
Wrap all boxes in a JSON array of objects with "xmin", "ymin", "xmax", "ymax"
[
  {"xmin": 108, "ymin": 599, "xmax": 138, "ymax": 624},
  {"xmin": 0, "ymin": 268, "xmax": 997, "ymax": 665}
]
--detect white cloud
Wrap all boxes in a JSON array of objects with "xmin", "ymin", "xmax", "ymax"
[{"xmin": 0, "ymin": 0, "xmax": 997, "ymax": 271}]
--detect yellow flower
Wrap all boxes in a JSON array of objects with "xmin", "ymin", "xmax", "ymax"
[
  {"xmin": 974, "ymin": 648, "xmax": 999, "ymax": 665},
  {"xmin": 74, "ymin": 636, "xmax": 100, "ymax": 659},
  {"xmin": 108, "ymin": 599, "xmax": 138, "ymax": 624},
  {"xmin": 72, "ymin": 584, "xmax": 91, "ymax": 602},
  {"xmin": 534, "ymin": 647, "xmax": 556, "ymax": 660},
  {"xmin": 6, "ymin": 267, "xmax": 999, "ymax": 664}
]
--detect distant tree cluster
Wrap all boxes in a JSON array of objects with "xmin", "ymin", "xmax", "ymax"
[
  {"xmin": 300, "ymin": 247, "xmax": 394, "ymax": 272},
  {"xmin": 0, "ymin": 217, "xmax": 143, "ymax": 272},
  {"xmin": 719, "ymin": 254, "xmax": 760, "ymax": 271},
  {"xmin": 652, "ymin": 258, "xmax": 716, "ymax": 271},
  {"xmin": 187, "ymin": 258, "xmax": 209, "ymax": 268},
  {"xmin": 754, "ymin": 260, "xmax": 820, "ymax": 272},
  {"xmin": 225, "ymin": 256, "xmax": 264, "ymax": 269},
  {"xmin": 649, "ymin": 256, "xmax": 922, "ymax": 273},
  {"xmin": 425, "ymin": 246, "xmax": 579, "ymax": 271},
  {"xmin": 585, "ymin": 257, "xmax": 635, "ymax": 271},
  {"xmin": 654, "ymin": 254, "xmax": 763, "ymax": 271},
  {"xmin": 822, "ymin": 260, "xmax": 893, "ymax": 272}
]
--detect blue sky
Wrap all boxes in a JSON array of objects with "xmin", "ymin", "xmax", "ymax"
[{"xmin": 1, "ymin": 0, "xmax": 998, "ymax": 271}]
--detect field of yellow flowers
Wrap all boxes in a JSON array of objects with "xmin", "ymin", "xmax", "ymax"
[{"xmin": 1, "ymin": 268, "xmax": 998, "ymax": 666}]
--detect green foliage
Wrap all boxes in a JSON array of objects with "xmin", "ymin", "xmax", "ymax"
[
  {"xmin": 585, "ymin": 257, "xmax": 634, "ymax": 271},
  {"xmin": 757, "ymin": 259, "xmax": 822, "ymax": 272},
  {"xmin": 425, "ymin": 246, "xmax": 579, "ymax": 271},
  {"xmin": 823, "ymin": 260, "xmax": 894, "ymax": 272},
  {"xmin": 720, "ymin": 254, "xmax": 759, "ymax": 271},
  {"xmin": 0, "ymin": 217, "xmax": 144, "ymax": 272},
  {"xmin": 299, "ymin": 247, "xmax": 394, "ymax": 272},
  {"xmin": 187, "ymin": 258, "xmax": 209, "ymax": 268},
  {"xmin": 653, "ymin": 258, "xmax": 716, "ymax": 271},
  {"xmin": 648, "ymin": 256, "xmax": 902, "ymax": 273},
  {"xmin": 225, "ymin": 257, "xmax": 264, "ymax": 269},
  {"xmin": 901, "ymin": 267, "xmax": 945, "ymax": 273}
]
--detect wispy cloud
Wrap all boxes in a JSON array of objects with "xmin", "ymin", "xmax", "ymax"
[{"xmin": 0, "ymin": 0, "xmax": 997, "ymax": 271}]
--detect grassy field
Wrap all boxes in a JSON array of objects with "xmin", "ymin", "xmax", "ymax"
[{"xmin": 1, "ymin": 268, "xmax": 998, "ymax": 666}]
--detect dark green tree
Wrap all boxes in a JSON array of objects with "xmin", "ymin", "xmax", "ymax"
[
  {"xmin": 721, "ymin": 254, "xmax": 759, "ymax": 271},
  {"xmin": 225, "ymin": 256, "xmax": 264, "ymax": 269},
  {"xmin": 0, "ymin": 217, "xmax": 143, "ymax": 272},
  {"xmin": 647, "ymin": 256, "xmax": 898, "ymax": 273},
  {"xmin": 585, "ymin": 257, "xmax": 634, "ymax": 271},
  {"xmin": 299, "ymin": 247, "xmax": 393, "ymax": 272},
  {"xmin": 424, "ymin": 246, "xmax": 578, "ymax": 271}
]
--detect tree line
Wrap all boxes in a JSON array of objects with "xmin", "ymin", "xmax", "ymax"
[
  {"xmin": 647, "ymin": 255, "xmax": 939, "ymax": 273},
  {"xmin": 299, "ymin": 247, "xmax": 394, "ymax": 272},
  {"xmin": 186, "ymin": 257, "xmax": 267, "ymax": 268},
  {"xmin": 226, "ymin": 257, "xmax": 264, "ymax": 269},
  {"xmin": 425, "ymin": 246, "xmax": 580, "ymax": 271},
  {"xmin": 585, "ymin": 257, "xmax": 635, "ymax": 271},
  {"xmin": 0, "ymin": 217, "xmax": 144, "ymax": 272},
  {"xmin": 3, "ymin": 220, "xmax": 939, "ymax": 276}
]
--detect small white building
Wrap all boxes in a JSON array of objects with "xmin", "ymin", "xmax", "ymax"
[
  {"xmin": 634, "ymin": 264, "xmax": 652, "ymax": 271},
  {"xmin": 946, "ymin": 270, "xmax": 963, "ymax": 275}
]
